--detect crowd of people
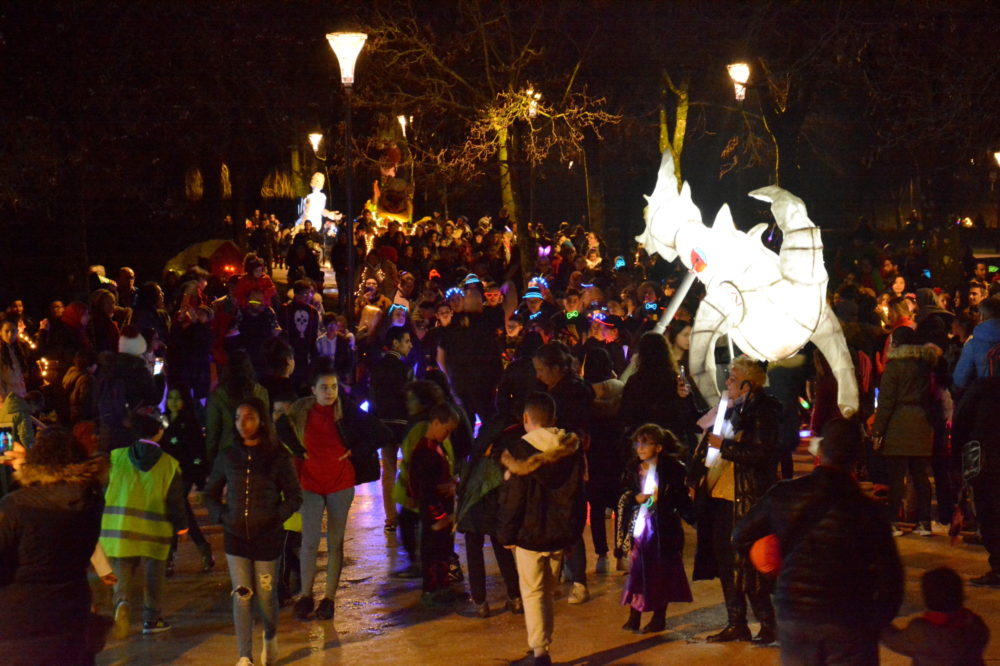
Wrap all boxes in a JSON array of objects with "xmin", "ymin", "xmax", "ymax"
[{"xmin": 1, "ymin": 209, "xmax": 998, "ymax": 665}]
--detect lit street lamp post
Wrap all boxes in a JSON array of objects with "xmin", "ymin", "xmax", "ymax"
[{"xmin": 326, "ymin": 31, "xmax": 367, "ymax": 324}]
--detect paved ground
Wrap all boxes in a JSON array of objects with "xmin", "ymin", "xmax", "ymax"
[{"xmin": 94, "ymin": 466, "xmax": 1000, "ymax": 666}]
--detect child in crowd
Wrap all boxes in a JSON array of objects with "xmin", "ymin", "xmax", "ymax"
[
  {"xmin": 881, "ymin": 566, "xmax": 989, "ymax": 665},
  {"xmin": 408, "ymin": 402, "xmax": 461, "ymax": 605},
  {"xmin": 617, "ymin": 424, "xmax": 692, "ymax": 634}
]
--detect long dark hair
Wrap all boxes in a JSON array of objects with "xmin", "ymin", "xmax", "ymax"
[
  {"xmin": 165, "ymin": 383, "xmax": 200, "ymax": 427},
  {"xmin": 234, "ymin": 396, "xmax": 277, "ymax": 450},
  {"xmin": 219, "ymin": 350, "xmax": 257, "ymax": 403},
  {"xmin": 0, "ymin": 319, "xmax": 27, "ymax": 370},
  {"xmin": 634, "ymin": 331, "xmax": 674, "ymax": 376}
]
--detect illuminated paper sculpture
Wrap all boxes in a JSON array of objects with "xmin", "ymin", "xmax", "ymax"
[{"xmin": 636, "ymin": 152, "xmax": 859, "ymax": 417}]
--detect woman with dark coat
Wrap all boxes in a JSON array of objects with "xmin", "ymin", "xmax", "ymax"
[
  {"xmin": 163, "ymin": 385, "xmax": 213, "ymax": 575},
  {"xmin": 872, "ymin": 326, "xmax": 939, "ymax": 536},
  {"xmin": 203, "ymin": 397, "xmax": 302, "ymax": 666},
  {"xmin": 0, "ymin": 427, "xmax": 108, "ymax": 665},
  {"xmin": 620, "ymin": 332, "xmax": 688, "ymax": 437},
  {"xmin": 695, "ymin": 355, "xmax": 780, "ymax": 645}
]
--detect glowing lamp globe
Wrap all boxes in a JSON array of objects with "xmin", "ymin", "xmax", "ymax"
[
  {"xmin": 728, "ymin": 62, "xmax": 750, "ymax": 101},
  {"xmin": 308, "ymin": 133, "xmax": 323, "ymax": 156},
  {"xmin": 326, "ymin": 32, "xmax": 368, "ymax": 87}
]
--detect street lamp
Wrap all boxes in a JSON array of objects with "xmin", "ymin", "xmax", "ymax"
[
  {"xmin": 727, "ymin": 62, "xmax": 750, "ymax": 101},
  {"xmin": 397, "ymin": 114, "xmax": 408, "ymax": 138},
  {"xmin": 326, "ymin": 31, "xmax": 367, "ymax": 322},
  {"xmin": 308, "ymin": 132, "xmax": 324, "ymax": 156}
]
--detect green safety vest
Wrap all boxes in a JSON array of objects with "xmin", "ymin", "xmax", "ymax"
[{"xmin": 100, "ymin": 446, "xmax": 180, "ymax": 560}]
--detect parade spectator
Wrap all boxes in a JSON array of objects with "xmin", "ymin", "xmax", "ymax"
[
  {"xmin": 620, "ymin": 331, "xmax": 689, "ymax": 437},
  {"xmin": 702, "ymin": 356, "xmax": 780, "ymax": 644},
  {"xmin": 280, "ymin": 280, "xmax": 320, "ymax": 390},
  {"xmin": 952, "ymin": 368, "xmax": 1000, "ymax": 588},
  {"xmin": 95, "ymin": 327, "xmax": 159, "ymax": 452},
  {"xmin": 952, "ymin": 296, "xmax": 1000, "ymax": 392},
  {"xmin": 733, "ymin": 418, "xmax": 904, "ymax": 663},
  {"xmin": 439, "ymin": 286, "xmax": 503, "ymax": 424},
  {"xmin": 89, "ymin": 289, "xmax": 122, "ymax": 354},
  {"xmin": 408, "ymin": 402, "xmax": 461, "ymax": 605},
  {"xmin": 873, "ymin": 326, "xmax": 938, "ymax": 536},
  {"xmin": 0, "ymin": 427, "xmax": 107, "ymax": 665},
  {"xmin": 206, "ymin": 351, "xmax": 270, "ymax": 463},
  {"xmin": 315, "ymin": 313, "xmax": 354, "ymax": 382},
  {"xmin": 235, "ymin": 289, "xmax": 281, "ymax": 379},
  {"xmin": 277, "ymin": 358, "xmax": 386, "ymax": 622},
  {"xmin": 881, "ymin": 567, "xmax": 988, "ymax": 665},
  {"xmin": 203, "ymin": 397, "xmax": 302, "ymax": 666},
  {"xmin": 371, "ymin": 326, "xmax": 415, "ymax": 534},
  {"xmin": 618, "ymin": 424, "xmax": 692, "ymax": 634},
  {"xmin": 162, "ymin": 385, "xmax": 213, "ymax": 575},
  {"xmin": 497, "ymin": 392, "xmax": 585, "ymax": 666},
  {"xmin": 62, "ymin": 349, "xmax": 97, "ymax": 424},
  {"xmin": 101, "ymin": 407, "xmax": 187, "ymax": 637},
  {"xmin": 532, "ymin": 342, "xmax": 593, "ymax": 603},
  {"xmin": 456, "ymin": 410, "xmax": 523, "ymax": 617}
]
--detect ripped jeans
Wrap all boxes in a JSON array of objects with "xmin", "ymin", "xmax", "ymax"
[{"xmin": 226, "ymin": 555, "xmax": 278, "ymax": 659}]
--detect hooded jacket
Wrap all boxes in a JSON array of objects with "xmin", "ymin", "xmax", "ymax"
[
  {"xmin": 953, "ymin": 318, "xmax": 1000, "ymax": 391},
  {"xmin": 0, "ymin": 457, "xmax": 107, "ymax": 639},
  {"xmin": 496, "ymin": 428, "xmax": 585, "ymax": 551},
  {"xmin": 873, "ymin": 343, "xmax": 938, "ymax": 457}
]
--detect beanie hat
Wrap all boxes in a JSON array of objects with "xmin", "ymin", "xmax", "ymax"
[{"xmin": 119, "ymin": 327, "xmax": 148, "ymax": 357}]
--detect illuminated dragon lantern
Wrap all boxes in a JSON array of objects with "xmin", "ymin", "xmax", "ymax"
[{"xmin": 637, "ymin": 151, "xmax": 859, "ymax": 417}]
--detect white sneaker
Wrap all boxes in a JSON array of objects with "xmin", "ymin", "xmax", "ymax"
[
  {"xmin": 595, "ymin": 555, "xmax": 609, "ymax": 574},
  {"xmin": 236, "ymin": 658, "xmax": 253, "ymax": 666},
  {"xmin": 261, "ymin": 629, "xmax": 278, "ymax": 665},
  {"xmin": 567, "ymin": 582, "xmax": 590, "ymax": 604}
]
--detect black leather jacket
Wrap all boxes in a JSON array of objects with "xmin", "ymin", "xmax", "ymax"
[{"xmin": 733, "ymin": 466, "xmax": 903, "ymax": 629}]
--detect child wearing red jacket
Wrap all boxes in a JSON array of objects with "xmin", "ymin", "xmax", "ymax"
[{"xmin": 408, "ymin": 403, "xmax": 460, "ymax": 605}]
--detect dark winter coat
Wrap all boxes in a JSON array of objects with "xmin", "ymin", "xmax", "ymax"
[
  {"xmin": 547, "ymin": 373, "xmax": 595, "ymax": 437},
  {"xmin": 0, "ymin": 457, "xmax": 107, "ymax": 642},
  {"xmin": 496, "ymin": 428, "xmax": 585, "ymax": 552},
  {"xmin": 953, "ymin": 376, "xmax": 1000, "ymax": 487},
  {"xmin": 733, "ymin": 465, "xmax": 903, "ymax": 629},
  {"xmin": 162, "ymin": 414, "xmax": 209, "ymax": 488},
  {"xmin": 614, "ymin": 456, "xmax": 691, "ymax": 560},
  {"xmin": 203, "ymin": 439, "xmax": 301, "ymax": 561},
  {"xmin": 872, "ymin": 343, "xmax": 938, "ymax": 457},
  {"xmin": 720, "ymin": 386, "xmax": 781, "ymax": 594},
  {"xmin": 457, "ymin": 422, "xmax": 521, "ymax": 535},
  {"xmin": 96, "ymin": 351, "xmax": 160, "ymax": 452},
  {"xmin": 620, "ymin": 368, "xmax": 685, "ymax": 436},
  {"xmin": 370, "ymin": 350, "xmax": 414, "ymax": 425},
  {"xmin": 881, "ymin": 609, "xmax": 989, "ymax": 666}
]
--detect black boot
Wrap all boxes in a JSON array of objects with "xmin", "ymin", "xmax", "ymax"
[
  {"xmin": 622, "ymin": 608, "xmax": 641, "ymax": 632},
  {"xmin": 706, "ymin": 624, "xmax": 751, "ymax": 642},
  {"xmin": 641, "ymin": 608, "xmax": 666, "ymax": 634},
  {"xmin": 750, "ymin": 592, "xmax": 777, "ymax": 645}
]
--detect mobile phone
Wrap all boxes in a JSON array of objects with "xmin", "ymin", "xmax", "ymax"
[
  {"xmin": 154, "ymin": 358, "xmax": 165, "ymax": 376},
  {"xmin": 0, "ymin": 426, "xmax": 14, "ymax": 457}
]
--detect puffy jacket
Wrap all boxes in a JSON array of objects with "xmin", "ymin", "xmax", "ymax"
[
  {"xmin": 0, "ymin": 457, "xmax": 106, "ymax": 641},
  {"xmin": 733, "ymin": 466, "xmax": 903, "ymax": 629},
  {"xmin": 953, "ymin": 318, "xmax": 1000, "ymax": 390},
  {"xmin": 873, "ymin": 344, "xmax": 937, "ymax": 457},
  {"xmin": 205, "ymin": 382, "xmax": 270, "ymax": 463},
  {"xmin": 496, "ymin": 428, "xmax": 585, "ymax": 551},
  {"xmin": 202, "ymin": 439, "xmax": 301, "ymax": 558}
]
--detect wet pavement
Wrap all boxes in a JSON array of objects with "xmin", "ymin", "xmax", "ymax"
[{"xmin": 94, "ymin": 468, "xmax": 1000, "ymax": 666}]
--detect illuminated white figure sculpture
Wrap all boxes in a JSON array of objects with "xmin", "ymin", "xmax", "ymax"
[
  {"xmin": 297, "ymin": 172, "xmax": 335, "ymax": 228},
  {"xmin": 636, "ymin": 151, "xmax": 859, "ymax": 417}
]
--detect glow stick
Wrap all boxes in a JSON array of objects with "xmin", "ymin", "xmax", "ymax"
[
  {"xmin": 633, "ymin": 461, "xmax": 658, "ymax": 538},
  {"xmin": 706, "ymin": 390, "xmax": 729, "ymax": 468}
]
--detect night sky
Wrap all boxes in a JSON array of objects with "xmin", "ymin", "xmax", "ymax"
[{"xmin": 2, "ymin": 1, "xmax": 999, "ymax": 306}]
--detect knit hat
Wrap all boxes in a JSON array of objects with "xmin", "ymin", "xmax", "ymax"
[{"xmin": 119, "ymin": 326, "xmax": 148, "ymax": 357}]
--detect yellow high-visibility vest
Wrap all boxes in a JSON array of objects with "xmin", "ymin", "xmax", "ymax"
[{"xmin": 100, "ymin": 446, "xmax": 180, "ymax": 560}]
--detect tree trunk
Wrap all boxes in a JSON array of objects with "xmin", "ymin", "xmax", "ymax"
[{"xmin": 498, "ymin": 125, "xmax": 518, "ymax": 222}]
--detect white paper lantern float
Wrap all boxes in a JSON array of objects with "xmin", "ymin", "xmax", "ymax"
[{"xmin": 636, "ymin": 151, "xmax": 859, "ymax": 418}]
